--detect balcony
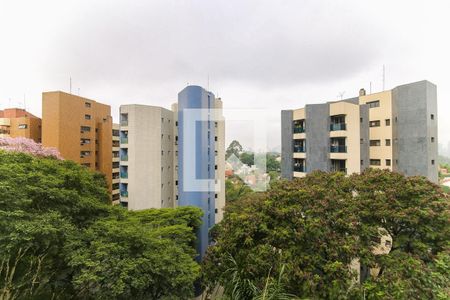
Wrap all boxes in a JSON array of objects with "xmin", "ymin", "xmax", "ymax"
[
  {"xmin": 330, "ymin": 123, "xmax": 346, "ymax": 131},
  {"xmin": 332, "ymin": 168, "xmax": 347, "ymax": 173},
  {"xmin": 293, "ymin": 127, "xmax": 305, "ymax": 134},
  {"xmin": 120, "ymin": 172, "xmax": 128, "ymax": 179},
  {"xmin": 330, "ymin": 145, "xmax": 347, "ymax": 153},
  {"xmin": 294, "ymin": 166, "xmax": 306, "ymax": 172},
  {"xmin": 120, "ymin": 190, "xmax": 128, "ymax": 197},
  {"xmin": 120, "ymin": 137, "xmax": 128, "ymax": 144},
  {"xmin": 293, "ymin": 145, "xmax": 306, "ymax": 153},
  {"xmin": 121, "ymin": 155, "xmax": 128, "ymax": 161},
  {"xmin": 120, "ymin": 120, "xmax": 128, "ymax": 126}
]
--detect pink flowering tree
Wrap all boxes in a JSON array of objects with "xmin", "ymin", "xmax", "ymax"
[{"xmin": 0, "ymin": 137, "xmax": 62, "ymax": 159}]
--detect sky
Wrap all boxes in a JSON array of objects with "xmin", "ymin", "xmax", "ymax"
[{"xmin": 0, "ymin": 0, "xmax": 449, "ymax": 152}]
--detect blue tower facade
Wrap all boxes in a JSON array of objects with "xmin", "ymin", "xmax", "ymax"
[{"xmin": 178, "ymin": 85, "xmax": 216, "ymax": 260}]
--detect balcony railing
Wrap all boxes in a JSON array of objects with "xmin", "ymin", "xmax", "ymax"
[
  {"xmin": 330, "ymin": 123, "xmax": 346, "ymax": 131},
  {"xmin": 120, "ymin": 172, "xmax": 128, "ymax": 179},
  {"xmin": 330, "ymin": 145, "xmax": 347, "ymax": 153},
  {"xmin": 121, "ymin": 155, "xmax": 128, "ymax": 161},
  {"xmin": 120, "ymin": 120, "xmax": 128, "ymax": 126},
  {"xmin": 293, "ymin": 166, "xmax": 306, "ymax": 173},
  {"xmin": 293, "ymin": 145, "xmax": 306, "ymax": 153},
  {"xmin": 120, "ymin": 137, "xmax": 128, "ymax": 144},
  {"xmin": 120, "ymin": 190, "xmax": 128, "ymax": 197},
  {"xmin": 293, "ymin": 127, "xmax": 305, "ymax": 134},
  {"xmin": 331, "ymin": 168, "xmax": 347, "ymax": 173}
]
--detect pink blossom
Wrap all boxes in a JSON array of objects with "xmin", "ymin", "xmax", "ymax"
[{"xmin": 0, "ymin": 137, "xmax": 63, "ymax": 160}]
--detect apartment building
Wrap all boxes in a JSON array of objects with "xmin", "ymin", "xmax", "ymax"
[
  {"xmin": 118, "ymin": 85, "xmax": 225, "ymax": 259},
  {"xmin": 0, "ymin": 108, "xmax": 41, "ymax": 142},
  {"xmin": 112, "ymin": 123, "xmax": 120, "ymax": 204},
  {"xmin": 281, "ymin": 80, "xmax": 438, "ymax": 183},
  {"xmin": 42, "ymin": 91, "xmax": 114, "ymax": 194},
  {"xmin": 118, "ymin": 105, "xmax": 175, "ymax": 210}
]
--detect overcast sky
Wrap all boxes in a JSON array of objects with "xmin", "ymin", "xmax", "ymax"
[{"xmin": 0, "ymin": 0, "xmax": 449, "ymax": 151}]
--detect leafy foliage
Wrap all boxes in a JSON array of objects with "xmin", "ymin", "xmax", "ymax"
[
  {"xmin": 0, "ymin": 150, "xmax": 202, "ymax": 299},
  {"xmin": 226, "ymin": 140, "xmax": 243, "ymax": 160},
  {"xmin": 203, "ymin": 169, "xmax": 450, "ymax": 299}
]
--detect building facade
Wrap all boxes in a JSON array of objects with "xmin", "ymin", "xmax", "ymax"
[
  {"xmin": 42, "ymin": 91, "xmax": 114, "ymax": 194},
  {"xmin": 118, "ymin": 85, "xmax": 225, "ymax": 259},
  {"xmin": 281, "ymin": 80, "xmax": 438, "ymax": 183},
  {"xmin": 112, "ymin": 123, "xmax": 120, "ymax": 204},
  {"xmin": 0, "ymin": 108, "xmax": 42, "ymax": 142}
]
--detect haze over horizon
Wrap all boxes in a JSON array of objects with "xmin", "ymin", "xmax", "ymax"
[{"xmin": 1, "ymin": 0, "xmax": 449, "ymax": 151}]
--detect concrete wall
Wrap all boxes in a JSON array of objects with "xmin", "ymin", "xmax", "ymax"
[
  {"xmin": 281, "ymin": 110, "xmax": 293, "ymax": 179},
  {"xmin": 392, "ymin": 80, "xmax": 438, "ymax": 183},
  {"xmin": 214, "ymin": 98, "xmax": 226, "ymax": 223},
  {"xmin": 305, "ymin": 104, "xmax": 330, "ymax": 172},
  {"xmin": 359, "ymin": 105, "xmax": 370, "ymax": 171},
  {"xmin": 119, "ymin": 104, "xmax": 174, "ymax": 210}
]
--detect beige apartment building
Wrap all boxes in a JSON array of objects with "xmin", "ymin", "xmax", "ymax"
[
  {"xmin": 0, "ymin": 108, "xmax": 42, "ymax": 142},
  {"xmin": 281, "ymin": 80, "xmax": 438, "ymax": 183},
  {"xmin": 42, "ymin": 91, "xmax": 114, "ymax": 195}
]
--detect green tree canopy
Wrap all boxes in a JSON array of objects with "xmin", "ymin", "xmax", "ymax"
[
  {"xmin": 203, "ymin": 169, "xmax": 449, "ymax": 299},
  {"xmin": 0, "ymin": 150, "xmax": 202, "ymax": 299},
  {"xmin": 226, "ymin": 140, "xmax": 243, "ymax": 160}
]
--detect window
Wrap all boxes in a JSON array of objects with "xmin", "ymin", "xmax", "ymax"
[
  {"xmin": 431, "ymin": 114, "xmax": 434, "ymax": 120},
  {"xmin": 80, "ymin": 126, "xmax": 91, "ymax": 132},
  {"xmin": 161, "ymin": 151, "xmax": 164, "ymax": 156},
  {"xmin": 385, "ymin": 139, "xmax": 391, "ymax": 146},
  {"xmin": 370, "ymin": 140, "xmax": 381, "ymax": 146},
  {"xmin": 385, "ymin": 119, "xmax": 391, "ymax": 126},
  {"xmin": 80, "ymin": 151, "xmax": 91, "ymax": 158},
  {"xmin": 361, "ymin": 160, "xmax": 364, "ymax": 165},
  {"xmin": 369, "ymin": 120, "xmax": 381, "ymax": 127},
  {"xmin": 386, "ymin": 159, "xmax": 391, "ymax": 166},
  {"xmin": 370, "ymin": 159, "xmax": 381, "ymax": 166},
  {"xmin": 431, "ymin": 137, "xmax": 435, "ymax": 143},
  {"xmin": 80, "ymin": 138, "xmax": 91, "ymax": 145},
  {"xmin": 215, "ymin": 193, "xmax": 218, "ymax": 199},
  {"xmin": 176, "ymin": 121, "xmax": 178, "ymax": 126},
  {"xmin": 367, "ymin": 100, "xmax": 380, "ymax": 108},
  {"xmin": 360, "ymin": 118, "xmax": 363, "ymax": 123},
  {"xmin": 81, "ymin": 163, "xmax": 91, "ymax": 167},
  {"xmin": 85, "ymin": 102, "xmax": 91, "ymax": 108},
  {"xmin": 215, "ymin": 208, "xmax": 218, "ymax": 214},
  {"xmin": 360, "ymin": 139, "xmax": 364, "ymax": 144},
  {"xmin": 215, "ymin": 136, "xmax": 218, "ymax": 141},
  {"xmin": 215, "ymin": 165, "xmax": 218, "ymax": 170},
  {"xmin": 175, "ymin": 180, "xmax": 178, "ymax": 186},
  {"xmin": 161, "ymin": 118, "xmax": 164, "ymax": 122},
  {"xmin": 432, "ymin": 160, "xmax": 435, "ymax": 165},
  {"xmin": 85, "ymin": 114, "xmax": 91, "ymax": 120},
  {"xmin": 18, "ymin": 124, "xmax": 27, "ymax": 129}
]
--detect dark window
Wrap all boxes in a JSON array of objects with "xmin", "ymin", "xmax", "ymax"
[
  {"xmin": 215, "ymin": 165, "xmax": 218, "ymax": 170},
  {"xmin": 176, "ymin": 180, "xmax": 178, "ymax": 186},
  {"xmin": 215, "ymin": 193, "xmax": 218, "ymax": 199},
  {"xmin": 386, "ymin": 139, "xmax": 391, "ymax": 146},
  {"xmin": 431, "ymin": 114, "xmax": 434, "ymax": 120},
  {"xmin": 431, "ymin": 137, "xmax": 435, "ymax": 143},
  {"xmin": 370, "ymin": 140, "xmax": 381, "ymax": 146},
  {"xmin": 215, "ymin": 136, "xmax": 218, "ymax": 141},
  {"xmin": 360, "ymin": 117, "xmax": 363, "ymax": 123},
  {"xmin": 85, "ymin": 102, "xmax": 91, "ymax": 108},
  {"xmin": 80, "ymin": 126, "xmax": 91, "ymax": 132},
  {"xmin": 80, "ymin": 151, "xmax": 91, "ymax": 158},
  {"xmin": 369, "ymin": 120, "xmax": 381, "ymax": 127},
  {"xmin": 386, "ymin": 159, "xmax": 391, "ymax": 166},
  {"xmin": 432, "ymin": 160, "xmax": 435, "ymax": 165},
  {"xmin": 85, "ymin": 114, "xmax": 91, "ymax": 120},
  {"xmin": 370, "ymin": 159, "xmax": 381, "ymax": 166},
  {"xmin": 385, "ymin": 119, "xmax": 390, "ymax": 126},
  {"xmin": 361, "ymin": 160, "xmax": 363, "ymax": 165},
  {"xmin": 18, "ymin": 124, "xmax": 27, "ymax": 129},
  {"xmin": 367, "ymin": 100, "xmax": 380, "ymax": 108},
  {"xmin": 360, "ymin": 139, "xmax": 364, "ymax": 144},
  {"xmin": 215, "ymin": 208, "xmax": 218, "ymax": 214},
  {"xmin": 176, "ymin": 121, "xmax": 178, "ymax": 126}
]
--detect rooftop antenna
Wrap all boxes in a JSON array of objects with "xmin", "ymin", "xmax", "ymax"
[
  {"xmin": 70, "ymin": 77, "xmax": 72, "ymax": 94},
  {"xmin": 369, "ymin": 82, "xmax": 372, "ymax": 94},
  {"xmin": 338, "ymin": 91, "xmax": 345, "ymax": 100},
  {"xmin": 382, "ymin": 65, "xmax": 385, "ymax": 91}
]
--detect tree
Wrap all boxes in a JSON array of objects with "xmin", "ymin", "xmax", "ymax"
[
  {"xmin": 0, "ymin": 150, "xmax": 203, "ymax": 299},
  {"xmin": 225, "ymin": 176, "xmax": 253, "ymax": 202},
  {"xmin": 0, "ymin": 137, "xmax": 62, "ymax": 159},
  {"xmin": 65, "ymin": 207, "xmax": 203, "ymax": 299},
  {"xmin": 239, "ymin": 152, "xmax": 254, "ymax": 166},
  {"xmin": 203, "ymin": 169, "xmax": 449, "ymax": 299},
  {"xmin": 226, "ymin": 140, "xmax": 243, "ymax": 160}
]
